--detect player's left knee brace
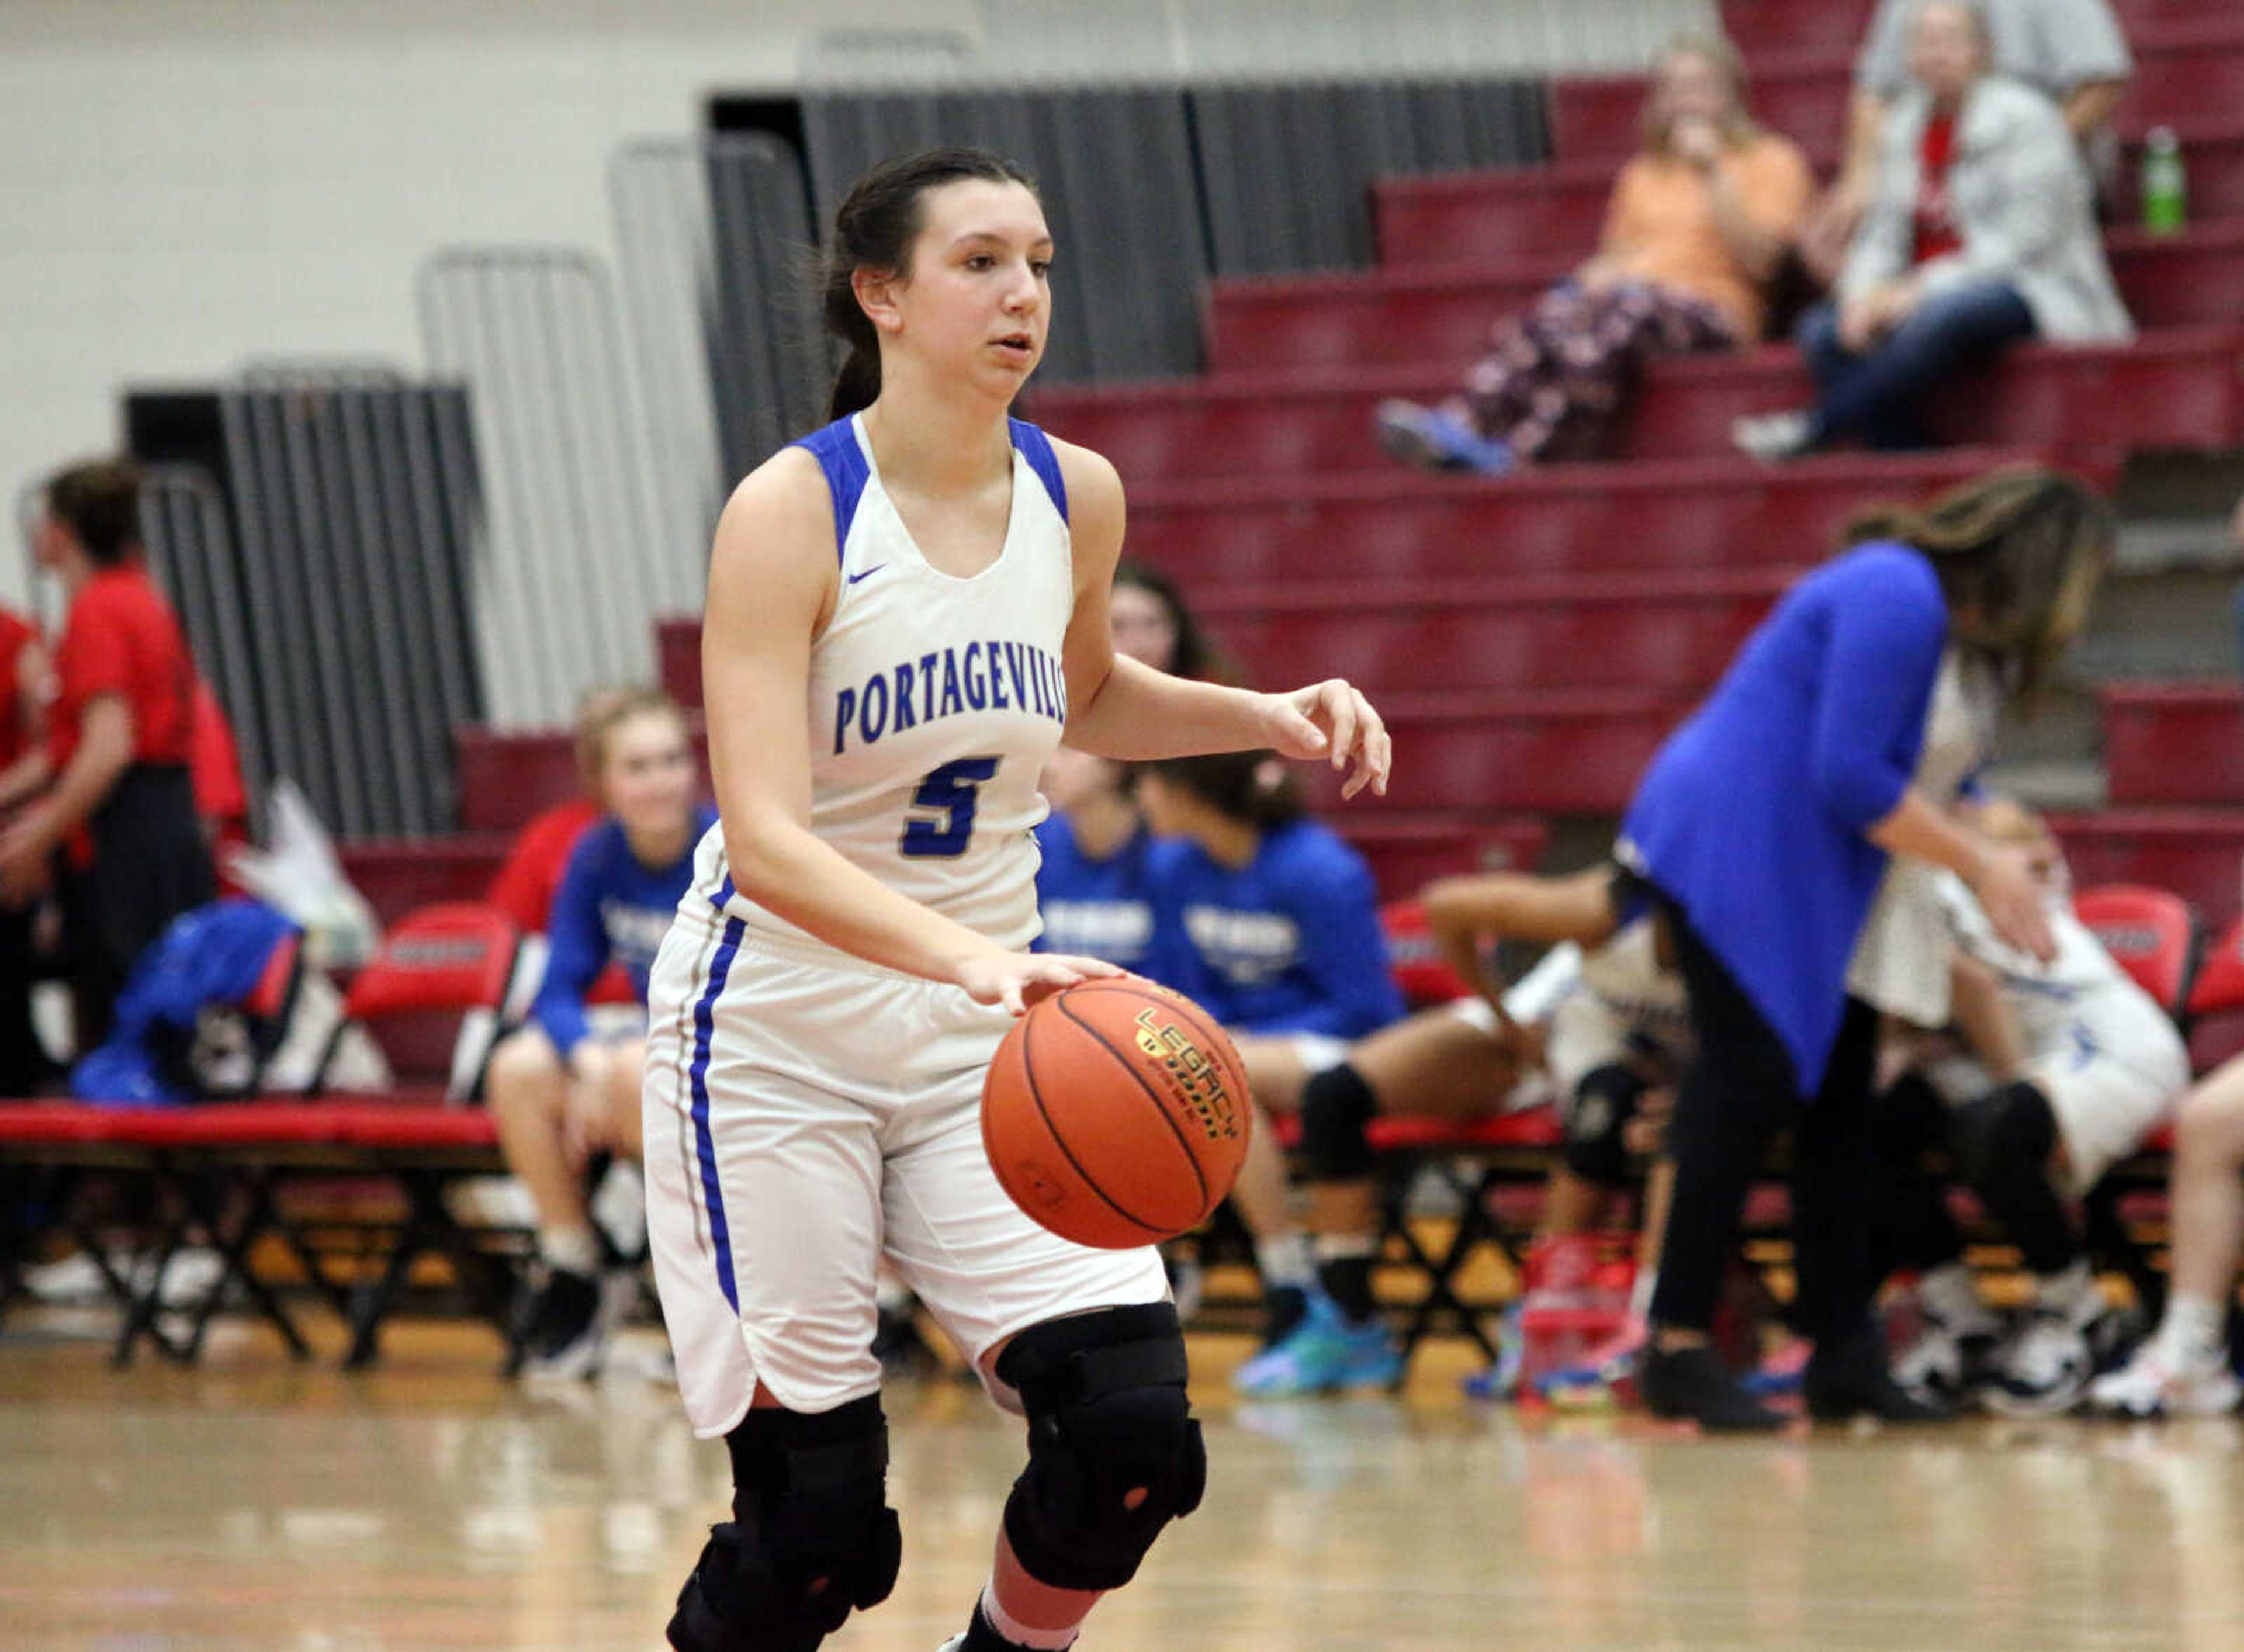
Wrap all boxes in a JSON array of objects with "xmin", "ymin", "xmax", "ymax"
[
  {"xmin": 1561, "ymin": 1063, "xmax": 1647, "ymax": 1187},
  {"xmin": 996, "ymin": 1301, "xmax": 1206, "ymax": 1592},
  {"xmin": 1948, "ymin": 1079, "xmax": 2058, "ymax": 1192},
  {"xmin": 1298, "ymin": 1061, "xmax": 1379, "ymax": 1182},
  {"xmin": 667, "ymin": 1395, "xmax": 902, "ymax": 1652}
]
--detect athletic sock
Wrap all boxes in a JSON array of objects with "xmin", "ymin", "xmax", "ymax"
[
  {"xmin": 538, "ymin": 1224, "xmax": 600, "ymax": 1279},
  {"xmin": 1314, "ymin": 1234, "xmax": 1379, "ymax": 1324},
  {"xmin": 2162, "ymin": 1293, "xmax": 2228, "ymax": 1367},
  {"xmin": 2033, "ymin": 1258, "xmax": 2101, "ymax": 1323},
  {"xmin": 1258, "ymin": 1233, "xmax": 1316, "ymax": 1342},
  {"xmin": 962, "ymin": 1582, "xmax": 1082, "ymax": 1651},
  {"xmin": 1918, "ymin": 1260, "xmax": 1988, "ymax": 1331}
]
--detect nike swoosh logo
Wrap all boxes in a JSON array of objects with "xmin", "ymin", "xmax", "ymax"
[{"xmin": 848, "ymin": 564, "xmax": 886, "ymax": 584}]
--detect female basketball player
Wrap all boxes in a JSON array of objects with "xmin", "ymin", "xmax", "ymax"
[{"xmin": 642, "ymin": 147, "xmax": 1388, "ymax": 1652}]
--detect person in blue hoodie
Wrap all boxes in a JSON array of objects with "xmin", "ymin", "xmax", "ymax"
[
  {"xmin": 1135, "ymin": 747, "xmax": 1405, "ymax": 1377},
  {"xmin": 486, "ymin": 687, "xmax": 715, "ymax": 1378},
  {"xmin": 1620, "ymin": 467, "xmax": 2110, "ymax": 1429},
  {"xmin": 1032, "ymin": 747, "xmax": 1162, "ymax": 978}
]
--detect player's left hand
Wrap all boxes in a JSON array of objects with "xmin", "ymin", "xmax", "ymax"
[
  {"xmin": 1263, "ymin": 679, "xmax": 1391, "ymax": 801},
  {"xmin": 0, "ymin": 813, "xmax": 52, "ymax": 906}
]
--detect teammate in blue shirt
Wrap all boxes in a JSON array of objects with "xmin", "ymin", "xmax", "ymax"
[
  {"xmin": 1032, "ymin": 747, "xmax": 1161, "ymax": 974},
  {"xmin": 1136, "ymin": 748, "xmax": 1404, "ymax": 1354},
  {"xmin": 486, "ymin": 687, "xmax": 713, "ymax": 1378}
]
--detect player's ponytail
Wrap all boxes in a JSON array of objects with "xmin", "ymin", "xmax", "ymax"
[{"xmin": 822, "ymin": 146, "xmax": 1040, "ymax": 422}]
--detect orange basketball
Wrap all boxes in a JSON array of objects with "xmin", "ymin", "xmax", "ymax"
[{"xmin": 982, "ymin": 978, "xmax": 1253, "ymax": 1249}]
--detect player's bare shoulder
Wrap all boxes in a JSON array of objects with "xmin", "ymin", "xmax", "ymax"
[
  {"xmin": 1046, "ymin": 435, "xmax": 1125, "ymax": 577},
  {"xmin": 709, "ymin": 445, "xmax": 842, "ymax": 622}
]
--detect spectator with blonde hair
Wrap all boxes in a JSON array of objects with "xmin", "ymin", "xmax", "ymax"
[
  {"xmin": 488, "ymin": 686, "xmax": 712, "ymax": 1379},
  {"xmin": 1379, "ymin": 32, "xmax": 1813, "ymax": 471}
]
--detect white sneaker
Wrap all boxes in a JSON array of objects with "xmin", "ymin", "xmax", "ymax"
[
  {"xmin": 1892, "ymin": 1303, "xmax": 1999, "ymax": 1408},
  {"xmin": 1730, "ymin": 409, "xmax": 1816, "ymax": 462},
  {"xmin": 2090, "ymin": 1343, "xmax": 2243, "ymax": 1418},
  {"xmin": 1983, "ymin": 1311, "xmax": 2096, "ymax": 1417}
]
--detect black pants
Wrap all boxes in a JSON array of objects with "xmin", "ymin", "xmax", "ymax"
[
  {"xmin": 60, "ymin": 764, "xmax": 215, "ymax": 1056},
  {"xmin": 1649, "ymin": 893, "xmax": 1881, "ymax": 1346},
  {"xmin": 0, "ymin": 899, "xmax": 45, "ymax": 1093}
]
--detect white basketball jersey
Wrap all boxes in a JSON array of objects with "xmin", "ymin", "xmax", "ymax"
[
  {"xmin": 1501, "ymin": 919, "xmax": 1691, "ymax": 1052},
  {"xmin": 691, "ymin": 414, "xmax": 1075, "ymax": 953}
]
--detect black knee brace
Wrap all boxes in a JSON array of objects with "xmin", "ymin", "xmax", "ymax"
[
  {"xmin": 667, "ymin": 1395, "xmax": 902, "ymax": 1652},
  {"xmin": 996, "ymin": 1302, "xmax": 1207, "ymax": 1592},
  {"xmin": 1562, "ymin": 1063, "xmax": 1647, "ymax": 1186},
  {"xmin": 1298, "ymin": 1061, "xmax": 1379, "ymax": 1182},
  {"xmin": 1947, "ymin": 1079, "xmax": 2076, "ymax": 1276}
]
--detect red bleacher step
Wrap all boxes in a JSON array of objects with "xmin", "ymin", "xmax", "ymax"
[
  {"xmin": 2050, "ymin": 807, "xmax": 2244, "ymax": 930},
  {"xmin": 1031, "ymin": 335, "xmax": 2229, "ymax": 482},
  {"xmin": 1206, "ymin": 223, "xmax": 2244, "ymax": 373},
  {"xmin": 1190, "ymin": 570, "xmax": 1792, "ymax": 693},
  {"xmin": 2102, "ymin": 681, "xmax": 2244, "ymax": 807},
  {"xmin": 1717, "ymin": 0, "xmax": 1877, "ymax": 65},
  {"xmin": 1111, "ymin": 450, "xmax": 2025, "ymax": 585},
  {"xmin": 1375, "ymin": 119, "xmax": 2244, "ymax": 264},
  {"xmin": 341, "ymin": 835, "xmax": 514, "ymax": 926},
  {"xmin": 454, "ymin": 721, "xmax": 711, "ymax": 833},
  {"xmin": 1294, "ymin": 688, "xmax": 1694, "ymax": 815}
]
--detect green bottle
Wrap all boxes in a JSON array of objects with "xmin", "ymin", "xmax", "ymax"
[{"xmin": 2143, "ymin": 127, "xmax": 2187, "ymax": 235}]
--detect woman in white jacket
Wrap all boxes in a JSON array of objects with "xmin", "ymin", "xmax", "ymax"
[{"xmin": 1735, "ymin": 0, "xmax": 2130, "ymax": 460}]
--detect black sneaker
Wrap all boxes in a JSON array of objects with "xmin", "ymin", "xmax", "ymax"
[
  {"xmin": 1640, "ymin": 1342, "xmax": 1789, "ymax": 1431},
  {"xmin": 517, "ymin": 1266, "xmax": 604, "ymax": 1379},
  {"xmin": 1804, "ymin": 1324, "xmax": 1951, "ymax": 1423}
]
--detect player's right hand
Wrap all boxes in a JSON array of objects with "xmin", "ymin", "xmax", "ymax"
[
  {"xmin": 957, "ymin": 950, "xmax": 1123, "ymax": 1016},
  {"xmin": 1968, "ymin": 841, "xmax": 2057, "ymax": 964}
]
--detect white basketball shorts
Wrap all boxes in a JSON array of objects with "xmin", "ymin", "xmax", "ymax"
[{"xmin": 642, "ymin": 908, "xmax": 1169, "ymax": 1435}]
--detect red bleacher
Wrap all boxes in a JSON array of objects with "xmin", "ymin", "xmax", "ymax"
[
  {"xmin": 2103, "ymin": 682, "xmax": 2244, "ymax": 808},
  {"xmin": 1373, "ymin": 120, "xmax": 2244, "ymax": 266},
  {"xmin": 1550, "ymin": 21, "xmax": 2244, "ymax": 168},
  {"xmin": 1204, "ymin": 225, "xmax": 2244, "ymax": 373}
]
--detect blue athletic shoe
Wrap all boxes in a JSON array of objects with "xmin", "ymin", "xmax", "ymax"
[
  {"xmin": 1234, "ymin": 1293, "xmax": 1404, "ymax": 1396},
  {"xmin": 1375, "ymin": 399, "xmax": 1515, "ymax": 475}
]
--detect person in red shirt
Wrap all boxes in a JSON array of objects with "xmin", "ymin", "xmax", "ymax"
[
  {"xmin": 0, "ymin": 604, "xmax": 54, "ymax": 1090},
  {"xmin": 0, "ymin": 459, "xmax": 215, "ymax": 1054}
]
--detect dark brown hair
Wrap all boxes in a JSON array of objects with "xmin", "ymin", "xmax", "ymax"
[
  {"xmin": 1845, "ymin": 466, "xmax": 2113, "ymax": 700},
  {"xmin": 821, "ymin": 147, "xmax": 1040, "ymax": 422},
  {"xmin": 45, "ymin": 457, "xmax": 144, "ymax": 568},
  {"xmin": 1113, "ymin": 561, "xmax": 1233, "ymax": 683},
  {"xmin": 1140, "ymin": 749, "xmax": 1303, "ymax": 830}
]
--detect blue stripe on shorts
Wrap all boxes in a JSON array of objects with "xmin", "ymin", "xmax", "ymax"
[{"xmin": 690, "ymin": 916, "xmax": 746, "ymax": 1311}]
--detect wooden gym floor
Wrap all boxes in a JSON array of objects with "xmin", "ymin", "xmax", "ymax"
[{"xmin": 2, "ymin": 1312, "xmax": 2241, "ymax": 1652}]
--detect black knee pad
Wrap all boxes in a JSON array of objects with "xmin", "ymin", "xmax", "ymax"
[
  {"xmin": 1298, "ymin": 1061, "xmax": 1379, "ymax": 1182},
  {"xmin": 996, "ymin": 1302, "xmax": 1207, "ymax": 1592},
  {"xmin": 1947, "ymin": 1079, "xmax": 2058, "ymax": 1189},
  {"xmin": 1562, "ymin": 1063, "xmax": 1647, "ymax": 1186},
  {"xmin": 667, "ymin": 1395, "xmax": 902, "ymax": 1652}
]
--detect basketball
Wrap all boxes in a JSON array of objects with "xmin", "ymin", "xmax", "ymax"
[{"xmin": 982, "ymin": 978, "xmax": 1253, "ymax": 1249}]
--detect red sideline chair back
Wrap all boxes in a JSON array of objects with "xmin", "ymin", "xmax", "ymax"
[
  {"xmin": 2073, "ymin": 884, "xmax": 2200, "ymax": 1022},
  {"xmin": 342, "ymin": 903, "xmax": 541, "ymax": 1101},
  {"xmin": 1381, "ymin": 899, "xmax": 1473, "ymax": 1009},
  {"xmin": 2186, "ymin": 916, "xmax": 2244, "ymax": 1023}
]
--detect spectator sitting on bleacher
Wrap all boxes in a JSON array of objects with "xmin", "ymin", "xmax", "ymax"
[
  {"xmin": 1734, "ymin": 1, "xmax": 2132, "ymax": 461},
  {"xmin": 0, "ymin": 602, "xmax": 52, "ymax": 1094},
  {"xmin": 1131, "ymin": 749, "xmax": 1404, "ymax": 1361},
  {"xmin": 0, "ymin": 459, "xmax": 215, "ymax": 1059},
  {"xmin": 1805, "ymin": 0, "xmax": 2133, "ymax": 282},
  {"xmin": 487, "ymin": 687, "xmax": 714, "ymax": 1379},
  {"xmin": 1874, "ymin": 799, "xmax": 2187, "ymax": 1417},
  {"xmin": 1376, "ymin": 32, "xmax": 1812, "ymax": 474},
  {"xmin": 1232, "ymin": 864, "xmax": 1694, "ymax": 1400}
]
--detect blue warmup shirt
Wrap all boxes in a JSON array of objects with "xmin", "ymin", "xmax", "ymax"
[
  {"xmin": 1148, "ymin": 818, "xmax": 1405, "ymax": 1037},
  {"xmin": 532, "ymin": 805, "xmax": 718, "ymax": 1058},
  {"xmin": 1621, "ymin": 544, "xmax": 1945, "ymax": 1091},
  {"xmin": 1033, "ymin": 813, "xmax": 1162, "ymax": 975}
]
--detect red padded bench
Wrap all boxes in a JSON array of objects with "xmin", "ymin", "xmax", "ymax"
[{"xmin": 0, "ymin": 1098, "xmax": 516, "ymax": 1369}]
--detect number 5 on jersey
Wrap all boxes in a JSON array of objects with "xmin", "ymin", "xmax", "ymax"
[{"xmin": 902, "ymin": 757, "xmax": 1000, "ymax": 858}]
